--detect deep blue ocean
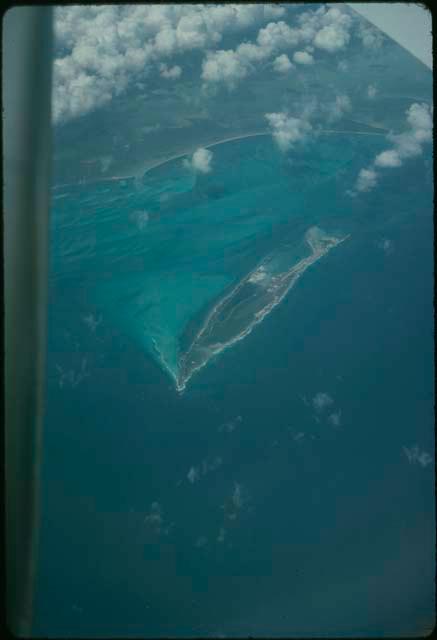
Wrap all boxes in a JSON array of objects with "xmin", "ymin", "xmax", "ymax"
[{"xmin": 34, "ymin": 131, "xmax": 434, "ymax": 637}]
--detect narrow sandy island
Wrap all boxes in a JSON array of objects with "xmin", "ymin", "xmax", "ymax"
[
  {"xmin": 141, "ymin": 131, "xmax": 270, "ymax": 177},
  {"xmin": 52, "ymin": 131, "xmax": 269, "ymax": 190},
  {"xmin": 53, "ymin": 126, "xmax": 387, "ymax": 191},
  {"xmin": 175, "ymin": 227, "xmax": 350, "ymax": 393}
]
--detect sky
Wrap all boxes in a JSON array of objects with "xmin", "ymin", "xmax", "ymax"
[{"xmin": 347, "ymin": 2, "xmax": 432, "ymax": 69}]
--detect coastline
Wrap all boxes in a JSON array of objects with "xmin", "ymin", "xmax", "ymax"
[
  {"xmin": 52, "ymin": 126, "xmax": 387, "ymax": 192},
  {"xmin": 52, "ymin": 130, "xmax": 270, "ymax": 191},
  {"xmin": 173, "ymin": 229, "xmax": 350, "ymax": 394}
]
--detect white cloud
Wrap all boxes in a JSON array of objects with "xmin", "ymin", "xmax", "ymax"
[
  {"xmin": 217, "ymin": 526, "xmax": 227, "ymax": 543},
  {"xmin": 356, "ymin": 167, "xmax": 378, "ymax": 192},
  {"xmin": 187, "ymin": 466, "xmax": 199, "ymax": 484},
  {"xmin": 52, "ymin": 4, "xmax": 370, "ymax": 123},
  {"xmin": 273, "ymin": 53, "xmax": 294, "ymax": 73},
  {"xmin": 55, "ymin": 357, "xmax": 89, "ymax": 389},
  {"xmin": 376, "ymin": 238, "xmax": 394, "ymax": 255},
  {"xmin": 374, "ymin": 149, "xmax": 402, "ymax": 168},
  {"xmin": 201, "ymin": 26, "xmax": 292, "ymax": 90},
  {"xmin": 201, "ymin": 5, "xmax": 357, "ymax": 91},
  {"xmin": 403, "ymin": 445, "xmax": 433, "ymax": 468},
  {"xmin": 326, "ymin": 94, "xmax": 351, "ymax": 122},
  {"xmin": 53, "ymin": 4, "xmax": 287, "ymax": 123},
  {"xmin": 221, "ymin": 482, "xmax": 252, "ymax": 521},
  {"xmin": 195, "ymin": 535, "xmax": 208, "ymax": 548},
  {"xmin": 232, "ymin": 483, "xmax": 244, "ymax": 509},
  {"xmin": 357, "ymin": 22, "xmax": 384, "ymax": 49},
  {"xmin": 257, "ymin": 20, "xmax": 301, "ymax": 51},
  {"xmin": 314, "ymin": 24, "xmax": 350, "ymax": 52},
  {"xmin": 298, "ymin": 5, "xmax": 353, "ymax": 53},
  {"xmin": 187, "ymin": 455, "xmax": 222, "ymax": 485},
  {"xmin": 130, "ymin": 209, "xmax": 150, "ymax": 230},
  {"xmin": 218, "ymin": 415, "xmax": 242, "ymax": 433},
  {"xmin": 293, "ymin": 50, "xmax": 314, "ymax": 65},
  {"xmin": 367, "ymin": 84, "xmax": 377, "ymax": 99},
  {"xmin": 353, "ymin": 102, "xmax": 432, "ymax": 194},
  {"xmin": 201, "ymin": 456, "xmax": 223, "ymax": 475},
  {"xmin": 160, "ymin": 63, "xmax": 182, "ymax": 79},
  {"xmin": 201, "ymin": 49, "xmax": 249, "ymax": 89},
  {"xmin": 312, "ymin": 391, "xmax": 334, "ymax": 412},
  {"xmin": 327, "ymin": 410, "xmax": 342, "ymax": 427},
  {"xmin": 184, "ymin": 147, "xmax": 213, "ymax": 174},
  {"xmin": 236, "ymin": 41, "xmax": 270, "ymax": 63},
  {"xmin": 405, "ymin": 102, "xmax": 433, "ymax": 142},
  {"xmin": 201, "ymin": 19, "xmax": 303, "ymax": 89},
  {"xmin": 141, "ymin": 123, "xmax": 161, "ymax": 135},
  {"xmin": 99, "ymin": 155, "xmax": 113, "ymax": 173},
  {"xmin": 144, "ymin": 501, "xmax": 170, "ymax": 535},
  {"xmin": 82, "ymin": 313, "xmax": 102, "ymax": 332},
  {"xmin": 265, "ymin": 111, "xmax": 313, "ymax": 152}
]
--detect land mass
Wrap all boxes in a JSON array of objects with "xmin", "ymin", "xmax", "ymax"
[{"xmin": 173, "ymin": 226, "xmax": 349, "ymax": 393}]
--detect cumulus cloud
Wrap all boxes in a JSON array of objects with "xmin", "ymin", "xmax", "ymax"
[
  {"xmin": 357, "ymin": 22, "xmax": 384, "ymax": 49},
  {"xmin": 367, "ymin": 84, "xmax": 377, "ymax": 100},
  {"xmin": 293, "ymin": 50, "xmax": 314, "ymax": 65},
  {"xmin": 218, "ymin": 415, "xmax": 242, "ymax": 433},
  {"xmin": 201, "ymin": 5, "xmax": 357, "ymax": 90},
  {"xmin": 403, "ymin": 445, "xmax": 433, "ymax": 468},
  {"xmin": 144, "ymin": 501, "xmax": 163, "ymax": 531},
  {"xmin": 355, "ymin": 167, "xmax": 378, "ymax": 193},
  {"xmin": 187, "ymin": 466, "xmax": 199, "ymax": 484},
  {"xmin": 53, "ymin": 4, "xmax": 286, "ymax": 122},
  {"xmin": 217, "ymin": 526, "xmax": 227, "ymax": 543},
  {"xmin": 82, "ymin": 312, "xmax": 102, "ymax": 332},
  {"xmin": 159, "ymin": 63, "xmax": 182, "ymax": 79},
  {"xmin": 55, "ymin": 357, "xmax": 89, "ymax": 389},
  {"xmin": 183, "ymin": 147, "xmax": 213, "ymax": 173},
  {"xmin": 314, "ymin": 24, "xmax": 349, "ymax": 52},
  {"xmin": 186, "ymin": 455, "xmax": 222, "ymax": 485},
  {"xmin": 99, "ymin": 155, "xmax": 113, "ymax": 173},
  {"xmin": 201, "ymin": 456, "xmax": 223, "ymax": 475},
  {"xmin": 201, "ymin": 19, "xmax": 302, "ymax": 89},
  {"xmin": 208, "ymin": 21, "xmax": 300, "ymax": 86},
  {"xmin": 325, "ymin": 94, "xmax": 351, "ymax": 122},
  {"xmin": 221, "ymin": 482, "xmax": 252, "ymax": 521},
  {"xmin": 273, "ymin": 53, "xmax": 294, "ymax": 73},
  {"xmin": 376, "ymin": 238, "xmax": 394, "ymax": 255},
  {"xmin": 297, "ymin": 6, "xmax": 352, "ymax": 52},
  {"xmin": 144, "ymin": 501, "xmax": 173, "ymax": 535},
  {"xmin": 312, "ymin": 392, "xmax": 334, "ymax": 412},
  {"xmin": 130, "ymin": 209, "xmax": 150, "ymax": 230},
  {"xmin": 352, "ymin": 102, "xmax": 432, "ymax": 194},
  {"xmin": 52, "ymin": 3, "xmax": 368, "ymax": 122},
  {"xmin": 256, "ymin": 20, "xmax": 301, "ymax": 51},
  {"xmin": 195, "ymin": 535, "xmax": 208, "ymax": 548},
  {"xmin": 232, "ymin": 483, "xmax": 244, "ymax": 509},
  {"xmin": 405, "ymin": 102, "xmax": 433, "ymax": 140},
  {"xmin": 374, "ymin": 149, "xmax": 402, "ymax": 168},
  {"xmin": 327, "ymin": 410, "xmax": 342, "ymax": 427},
  {"xmin": 265, "ymin": 111, "xmax": 313, "ymax": 152},
  {"xmin": 201, "ymin": 48, "xmax": 249, "ymax": 89}
]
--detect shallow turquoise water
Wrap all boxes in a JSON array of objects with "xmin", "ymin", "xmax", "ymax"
[
  {"xmin": 50, "ymin": 133, "xmax": 387, "ymax": 389},
  {"xmin": 36, "ymin": 125, "xmax": 434, "ymax": 637}
]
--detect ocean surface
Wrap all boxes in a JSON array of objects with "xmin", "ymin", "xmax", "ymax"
[{"xmin": 34, "ymin": 129, "xmax": 434, "ymax": 636}]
